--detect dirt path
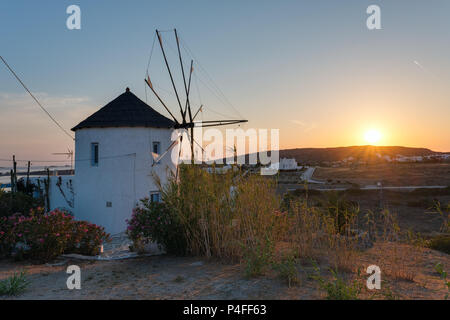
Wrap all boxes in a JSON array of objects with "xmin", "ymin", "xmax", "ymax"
[
  {"xmin": 0, "ymin": 256, "xmax": 318, "ymax": 300},
  {"xmin": 0, "ymin": 243, "xmax": 448, "ymax": 300}
]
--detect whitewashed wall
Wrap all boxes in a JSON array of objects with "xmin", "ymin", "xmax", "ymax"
[
  {"xmin": 29, "ymin": 175, "xmax": 75, "ymax": 213},
  {"xmin": 73, "ymin": 127, "xmax": 176, "ymax": 235}
]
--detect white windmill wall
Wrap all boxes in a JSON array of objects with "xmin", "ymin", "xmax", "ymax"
[{"xmin": 73, "ymin": 127, "xmax": 175, "ymax": 235}]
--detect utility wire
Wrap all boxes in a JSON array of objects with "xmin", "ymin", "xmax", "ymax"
[
  {"xmin": 145, "ymin": 33, "xmax": 157, "ymax": 75},
  {"xmin": 0, "ymin": 56, "xmax": 75, "ymax": 140},
  {"xmin": 178, "ymin": 34, "xmax": 246, "ymax": 120},
  {"xmin": 180, "ymin": 43, "xmax": 242, "ymax": 120},
  {"xmin": 159, "ymin": 33, "xmax": 241, "ymax": 121},
  {"xmin": 160, "ymin": 36, "xmax": 238, "ymax": 120}
]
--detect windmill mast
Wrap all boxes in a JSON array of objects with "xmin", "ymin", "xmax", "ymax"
[
  {"xmin": 145, "ymin": 29, "xmax": 248, "ymax": 165},
  {"xmin": 174, "ymin": 28, "xmax": 196, "ymax": 163},
  {"xmin": 156, "ymin": 30, "xmax": 185, "ymax": 124}
]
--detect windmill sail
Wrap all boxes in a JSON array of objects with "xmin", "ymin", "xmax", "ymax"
[{"xmin": 145, "ymin": 29, "xmax": 248, "ymax": 164}]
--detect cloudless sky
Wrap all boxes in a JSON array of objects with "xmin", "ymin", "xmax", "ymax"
[{"xmin": 1, "ymin": 0, "xmax": 450, "ymax": 164}]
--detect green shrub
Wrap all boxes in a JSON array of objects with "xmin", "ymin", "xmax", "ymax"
[
  {"xmin": 310, "ymin": 263, "xmax": 361, "ymax": 300},
  {"xmin": 0, "ymin": 190, "xmax": 44, "ymax": 218},
  {"xmin": 126, "ymin": 201, "xmax": 186, "ymax": 255},
  {"xmin": 272, "ymin": 253, "xmax": 300, "ymax": 287},
  {"xmin": 0, "ymin": 270, "xmax": 29, "ymax": 296},
  {"xmin": 318, "ymin": 192, "xmax": 359, "ymax": 235},
  {"xmin": 434, "ymin": 262, "xmax": 449, "ymax": 299},
  {"xmin": 427, "ymin": 202, "xmax": 449, "ymax": 233},
  {"xmin": 428, "ymin": 235, "xmax": 450, "ymax": 254},
  {"xmin": 242, "ymin": 236, "xmax": 274, "ymax": 278}
]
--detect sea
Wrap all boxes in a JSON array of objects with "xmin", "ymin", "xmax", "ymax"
[{"xmin": 0, "ymin": 165, "xmax": 72, "ymax": 188}]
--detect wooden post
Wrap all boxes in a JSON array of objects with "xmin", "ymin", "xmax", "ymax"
[
  {"xmin": 10, "ymin": 169, "xmax": 14, "ymax": 194},
  {"xmin": 44, "ymin": 168, "xmax": 50, "ymax": 212},
  {"xmin": 12, "ymin": 155, "xmax": 17, "ymax": 193},
  {"xmin": 9, "ymin": 169, "xmax": 13, "ymax": 212},
  {"xmin": 26, "ymin": 161, "xmax": 31, "ymax": 194}
]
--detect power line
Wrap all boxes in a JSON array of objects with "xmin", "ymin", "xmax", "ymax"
[
  {"xmin": 178, "ymin": 34, "xmax": 246, "ymax": 120},
  {"xmin": 156, "ymin": 32, "xmax": 244, "ymax": 121},
  {"xmin": 145, "ymin": 32, "xmax": 157, "ymax": 104},
  {"xmin": 0, "ymin": 56, "xmax": 75, "ymax": 141}
]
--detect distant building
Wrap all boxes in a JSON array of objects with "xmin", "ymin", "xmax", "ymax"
[
  {"xmin": 279, "ymin": 158, "xmax": 298, "ymax": 170},
  {"xmin": 395, "ymin": 155, "xmax": 423, "ymax": 162}
]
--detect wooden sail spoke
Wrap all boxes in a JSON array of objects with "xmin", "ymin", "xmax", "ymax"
[{"xmin": 146, "ymin": 29, "xmax": 248, "ymax": 163}]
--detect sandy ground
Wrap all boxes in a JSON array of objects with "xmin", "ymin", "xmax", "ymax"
[
  {"xmin": 0, "ymin": 242, "xmax": 448, "ymax": 300},
  {"xmin": 0, "ymin": 256, "xmax": 319, "ymax": 300}
]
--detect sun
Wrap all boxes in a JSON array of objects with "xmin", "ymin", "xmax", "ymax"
[{"xmin": 364, "ymin": 129, "xmax": 381, "ymax": 144}]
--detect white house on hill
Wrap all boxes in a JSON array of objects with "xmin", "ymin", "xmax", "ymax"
[
  {"xmin": 70, "ymin": 87, "xmax": 177, "ymax": 234},
  {"xmin": 279, "ymin": 158, "xmax": 298, "ymax": 170}
]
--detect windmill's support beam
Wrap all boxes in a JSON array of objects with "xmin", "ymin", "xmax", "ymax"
[
  {"xmin": 185, "ymin": 60, "xmax": 195, "ymax": 163},
  {"xmin": 145, "ymin": 78, "xmax": 180, "ymax": 125},
  {"xmin": 174, "ymin": 119, "xmax": 247, "ymax": 129},
  {"xmin": 194, "ymin": 120, "xmax": 248, "ymax": 128},
  {"xmin": 192, "ymin": 105, "xmax": 203, "ymax": 121},
  {"xmin": 175, "ymin": 29, "xmax": 189, "ymax": 124},
  {"xmin": 185, "ymin": 60, "xmax": 194, "ymax": 122},
  {"xmin": 156, "ymin": 29, "xmax": 185, "ymax": 123}
]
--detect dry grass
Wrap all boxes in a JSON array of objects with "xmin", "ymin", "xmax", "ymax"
[
  {"xmin": 158, "ymin": 166, "xmax": 403, "ymax": 267},
  {"xmin": 157, "ymin": 166, "xmax": 378, "ymax": 280},
  {"xmin": 150, "ymin": 165, "xmax": 449, "ymax": 300},
  {"xmin": 157, "ymin": 165, "xmax": 285, "ymax": 264}
]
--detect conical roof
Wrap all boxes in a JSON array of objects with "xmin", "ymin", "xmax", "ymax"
[{"xmin": 71, "ymin": 87, "xmax": 174, "ymax": 131}]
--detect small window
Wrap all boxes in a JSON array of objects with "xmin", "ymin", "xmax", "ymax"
[
  {"xmin": 152, "ymin": 141, "xmax": 161, "ymax": 155},
  {"xmin": 91, "ymin": 143, "xmax": 99, "ymax": 166},
  {"xmin": 150, "ymin": 192, "xmax": 161, "ymax": 203},
  {"xmin": 152, "ymin": 141, "xmax": 161, "ymax": 165}
]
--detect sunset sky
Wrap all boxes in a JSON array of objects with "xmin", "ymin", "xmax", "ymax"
[{"xmin": 1, "ymin": 0, "xmax": 450, "ymax": 165}]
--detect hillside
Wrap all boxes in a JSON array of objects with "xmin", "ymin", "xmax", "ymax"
[
  {"xmin": 279, "ymin": 145, "xmax": 442, "ymax": 164},
  {"xmin": 228, "ymin": 145, "xmax": 447, "ymax": 165}
]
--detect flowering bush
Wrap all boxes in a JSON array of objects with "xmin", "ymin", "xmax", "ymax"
[
  {"xmin": 126, "ymin": 199, "xmax": 186, "ymax": 255},
  {"xmin": 67, "ymin": 220, "xmax": 110, "ymax": 256},
  {"xmin": 0, "ymin": 209, "xmax": 110, "ymax": 262}
]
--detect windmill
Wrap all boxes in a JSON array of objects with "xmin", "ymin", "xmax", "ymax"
[
  {"xmin": 146, "ymin": 29, "xmax": 247, "ymax": 168},
  {"xmin": 52, "ymin": 148, "xmax": 74, "ymax": 172}
]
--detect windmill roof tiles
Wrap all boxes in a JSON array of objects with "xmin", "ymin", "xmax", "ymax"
[{"xmin": 71, "ymin": 88, "xmax": 174, "ymax": 131}]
